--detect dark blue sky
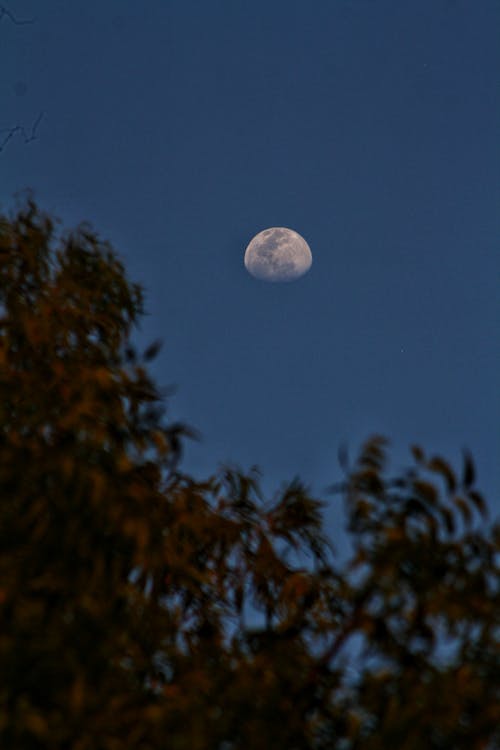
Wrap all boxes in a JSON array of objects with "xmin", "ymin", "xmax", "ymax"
[{"xmin": 2, "ymin": 1, "xmax": 499, "ymax": 527}]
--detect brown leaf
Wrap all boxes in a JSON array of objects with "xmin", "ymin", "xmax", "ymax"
[
  {"xmin": 411, "ymin": 444, "xmax": 425, "ymax": 464},
  {"xmin": 428, "ymin": 456, "xmax": 456, "ymax": 493},
  {"xmin": 468, "ymin": 490, "xmax": 488, "ymax": 519}
]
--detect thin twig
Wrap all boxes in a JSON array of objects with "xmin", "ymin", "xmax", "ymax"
[
  {"xmin": 0, "ymin": 112, "xmax": 45, "ymax": 153},
  {"xmin": 0, "ymin": 5, "xmax": 35, "ymax": 24}
]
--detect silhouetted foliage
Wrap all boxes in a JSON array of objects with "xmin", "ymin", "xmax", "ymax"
[{"xmin": 1, "ymin": 201, "xmax": 499, "ymax": 749}]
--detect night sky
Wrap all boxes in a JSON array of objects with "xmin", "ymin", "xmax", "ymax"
[{"xmin": 2, "ymin": 1, "xmax": 499, "ymax": 532}]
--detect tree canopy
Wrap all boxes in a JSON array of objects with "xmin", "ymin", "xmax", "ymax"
[{"xmin": 1, "ymin": 200, "xmax": 499, "ymax": 749}]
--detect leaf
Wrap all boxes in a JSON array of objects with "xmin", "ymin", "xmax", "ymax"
[
  {"xmin": 462, "ymin": 449, "xmax": 476, "ymax": 489},
  {"xmin": 440, "ymin": 506, "xmax": 455, "ymax": 535},
  {"xmin": 94, "ymin": 367, "xmax": 111, "ymax": 388},
  {"xmin": 468, "ymin": 490, "xmax": 488, "ymax": 519},
  {"xmin": 354, "ymin": 498, "xmax": 373, "ymax": 520},
  {"xmin": 453, "ymin": 497, "xmax": 472, "ymax": 526},
  {"xmin": 124, "ymin": 345, "xmax": 137, "ymax": 363},
  {"xmin": 234, "ymin": 583, "xmax": 244, "ymax": 614},
  {"xmin": 282, "ymin": 572, "xmax": 312, "ymax": 601},
  {"xmin": 25, "ymin": 712, "xmax": 48, "ymax": 737},
  {"xmin": 355, "ymin": 468, "xmax": 384, "ymax": 495},
  {"xmin": 144, "ymin": 339, "xmax": 162, "ymax": 362},
  {"xmin": 358, "ymin": 434, "xmax": 388, "ymax": 471},
  {"xmin": 338, "ymin": 442, "xmax": 349, "ymax": 472},
  {"xmin": 386, "ymin": 526, "xmax": 406, "ymax": 542},
  {"xmin": 411, "ymin": 444, "xmax": 425, "ymax": 464},
  {"xmin": 405, "ymin": 497, "xmax": 429, "ymax": 517},
  {"xmin": 412, "ymin": 479, "xmax": 438, "ymax": 506},
  {"xmin": 70, "ymin": 678, "xmax": 85, "ymax": 713},
  {"xmin": 152, "ymin": 429, "xmax": 169, "ymax": 455},
  {"xmin": 428, "ymin": 456, "xmax": 456, "ymax": 494}
]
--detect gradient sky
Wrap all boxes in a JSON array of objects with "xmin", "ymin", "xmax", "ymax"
[{"xmin": 2, "ymin": 0, "xmax": 499, "ymax": 535}]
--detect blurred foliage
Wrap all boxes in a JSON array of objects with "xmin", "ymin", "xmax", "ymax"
[{"xmin": 0, "ymin": 200, "xmax": 499, "ymax": 749}]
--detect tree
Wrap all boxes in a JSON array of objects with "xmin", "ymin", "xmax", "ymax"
[{"xmin": 1, "ymin": 200, "xmax": 498, "ymax": 749}]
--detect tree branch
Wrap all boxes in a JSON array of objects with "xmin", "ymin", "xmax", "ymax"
[
  {"xmin": 0, "ymin": 5, "xmax": 35, "ymax": 24},
  {"xmin": 0, "ymin": 112, "xmax": 45, "ymax": 153}
]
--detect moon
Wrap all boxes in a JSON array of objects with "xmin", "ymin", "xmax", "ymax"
[{"xmin": 244, "ymin": 227, "xmax": 312, "ymax": 282}]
